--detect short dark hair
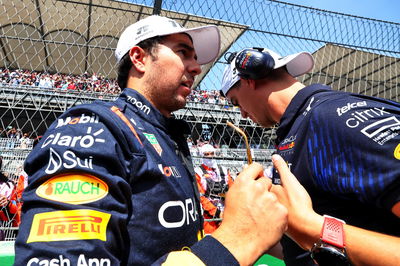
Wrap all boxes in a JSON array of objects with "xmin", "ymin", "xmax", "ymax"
[{"xmin": 117, "ymin": 36, "xmax": 165, "ymax": 89}]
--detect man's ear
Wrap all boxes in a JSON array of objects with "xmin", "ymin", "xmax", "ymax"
[
  {"xmin": 129, "ymin": 46, "xmax": 146, "ymax": 74},
  {"xmin": 242, "ymin": 78, "xmax": 256, "ymax": 90},
  {"xmin": 249, "ymin": 79, "xmax": 257, "ymax": 90}
]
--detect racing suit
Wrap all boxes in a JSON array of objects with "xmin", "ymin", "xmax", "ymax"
[
  {"xmin": 14, "ymin": 89, "xmax": 238, "ymax": 265},
  {"xmin": 275, "ymin": 84, "xmax": 400, "ymax": 265}
]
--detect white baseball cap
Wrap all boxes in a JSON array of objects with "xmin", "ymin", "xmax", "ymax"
[
  {"xmin": 200, "ymin": 144, "xmax": 216, "ymax": 155},
  {"xmin": 220, "ymin": 48, "xmax": 314, "ymax": 96},
  {"xmin": 115, "ymin": 15, "xmax": 221, "ymax": 65}
]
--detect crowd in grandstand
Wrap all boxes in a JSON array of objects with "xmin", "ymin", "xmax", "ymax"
[
  {"xmin": 0, "ymin": 68, "xmax": 120, "ymax": 95},
  {"xmin": 0, "ymin": 68, "xmax": 230, "ymax": 105}
]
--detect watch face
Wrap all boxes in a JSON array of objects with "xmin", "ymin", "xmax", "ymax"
[{"xmin": 311, "ymin": 244, "xmax": 350, "ymax": 266}]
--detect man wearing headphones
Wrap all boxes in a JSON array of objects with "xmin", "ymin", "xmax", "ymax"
[{"xmin": 220, "ymin": 47, "xmax": 400, "ymax": 265}]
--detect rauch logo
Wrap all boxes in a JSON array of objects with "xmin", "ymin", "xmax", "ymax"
[{"xmin": 36, "ymin": 173, "xmax": 108, "ymax": 204}]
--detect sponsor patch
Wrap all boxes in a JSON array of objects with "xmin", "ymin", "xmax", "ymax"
[
  {"xmin": 56, "ymin": 113, "xmax": 99, "ymax": 128},
  {"xmin": 126, "ymin": 95, "xmax": 151, "ymax": 115},
  {"xmin": 336, "ymin": 101, "xmax": 367, "ymax": 116},
  {"xmin": 158, "ymin": 198, "xmax": 198, "ymax": 228},
  {"xmin": 395, "ymin": 144, "xmax": 400, "ymax": 160},
  {"xmin": 27, "ymin": 254, "xmax": 111, "ymax": 266},
  {"xmin": 158, "ymin": 164, "xmax": 181, "ymax": 178},
  {"xmin": 143, "ymin": 133, "xmax": 163, "ymax": 156},
  {"xmin": 341, "ymin": 106, "xmax": 399, "ymax": 145},
  {"xmin": 36, "ymin": 173, "xmax": 108, "ymax": 204},
  {"xmin": 27, "ymin": 209, "xmax": 111, "ymax": 243},
  {"xmin": 278, "ymin": 141, "xmax": 295, "ymax": 151},
  {"xmin": 45, "ymin": 147, "xmax": 93, "ymax": 174},
  {"xmin": 41, "ymin": 126, "xmax": 105, "ymax": 149}
]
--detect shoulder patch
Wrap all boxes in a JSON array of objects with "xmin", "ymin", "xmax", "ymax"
[
  {"xmin": 27, "ymin": 209, "xmax": 110, "ymax": 243},
  {"xmin": 36, "ymin": 173, "xmax": 108, "ymax": 204},
  {"xmin": 395, "ymin": 143, "xmax": 400, "ymax": 160}
]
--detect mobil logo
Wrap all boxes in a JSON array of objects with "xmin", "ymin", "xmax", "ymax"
[
  {"xmin": 36, "ymin": 172, "xmax": 108, "ymax": 204},
  {"xmin": 56, "ymin": 113, "xmax": 99, "ymax": 128}
]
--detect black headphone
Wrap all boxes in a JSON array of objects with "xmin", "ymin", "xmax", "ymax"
[{"xmin": 226, "ymin": 48, "xmax": 275, "ymax": 80}]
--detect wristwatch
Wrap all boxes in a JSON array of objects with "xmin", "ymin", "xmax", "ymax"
[{"xmin": 310, "ymin": 215, "xmax": 352, "ymax": 265}]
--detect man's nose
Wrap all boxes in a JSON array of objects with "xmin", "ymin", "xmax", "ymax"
[
  {"xmin": 188, "ymin": 59, "xmax": 201, "ymax": 76},
  {"xmin": 240, "ymin": 109, "xmax": 248, "ymax": 118}
]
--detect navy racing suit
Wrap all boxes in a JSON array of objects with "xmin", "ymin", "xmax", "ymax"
[
  {"xmin": 275, "ymin": 84, "xmax": 400, "ymax": 265},
  {"xmin": 14, "ymin": 88, "xmax": 238, "ymax": 265}
]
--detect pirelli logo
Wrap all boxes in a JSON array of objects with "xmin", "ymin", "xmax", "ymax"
[{"xmin": 27, "ymin": 209, "xmax": 111, "ymax": 243}]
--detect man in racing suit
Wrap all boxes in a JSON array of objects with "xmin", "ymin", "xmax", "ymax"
[
  {"xmin": 220, "ymin": 47, "xmax": 400, "ymax": 265},
  {"xmin": 14, "ymin": 16, "xmax": 288, "ymax": 265}
]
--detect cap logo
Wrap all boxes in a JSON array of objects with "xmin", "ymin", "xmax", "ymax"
[
  {"xmin": 167, "ymin": 19, "xmax": 182, "ymax": 28},
  {"xmin": 232, "ymin": 67, "xmax": 237, "ymax": 76},
  {"xmin": 136, "ymin": 25, "xmax": 150, "ymax": 35}
]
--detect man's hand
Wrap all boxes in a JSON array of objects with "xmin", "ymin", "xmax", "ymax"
[
  {"xmin": 0, "ymin": 194, "xmax": 8, "ymax": 207},
  {"xmin": 271, "ymin": 154, "xmax": 323, "ymax": 250},
  {"xmin": 212, "ymin": 163, "xmax": 288, "ymax": 265}
]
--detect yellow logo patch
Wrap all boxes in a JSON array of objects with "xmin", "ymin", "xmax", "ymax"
[
  {"xmin": 27, "ymin": 209, "xmax": 111, "ymax": 243},
  {"xmin": 36, "ymin": 173, "xmax": 108, "ymax": 204},
  {"xmin": 394, "ymin": 144, "xmax": 400, "ymax": 160}
]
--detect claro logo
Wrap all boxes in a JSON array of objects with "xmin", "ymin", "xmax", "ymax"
[
  {"xmin": 27, "ymin": 209, "xmax": 111, "ymax": 243},
  {"xmin": 36, "ymin": 173, "xmax": 108, "ymax": 204},
  {"xmin": 41, "ymin": 127, "xmax": 105, "ymax": 149}
]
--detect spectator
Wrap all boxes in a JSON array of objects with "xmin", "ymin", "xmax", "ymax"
[
  {"xmin": 0, "ymin": 157, "xmax": 18, "ymax": 227},
  {"xmin": 195, "ymin": 144, "xmax": 233, "ymax": 234},
  {"xmin": 6, "ymin": 127, "xmax": 18, "ymax": 149},
  {"xmin": 18, "ymin": 132, "xmax": 31, "ymax": 149}
]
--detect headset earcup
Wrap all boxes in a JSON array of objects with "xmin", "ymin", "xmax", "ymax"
[{"xmin": 235, "ymin": 49, "xmax": 275, "ymax": 80}]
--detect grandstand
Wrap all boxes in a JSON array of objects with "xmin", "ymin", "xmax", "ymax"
[{"xmin": 0, "ymin": 0, "xmax": 399, "ymax": 265}]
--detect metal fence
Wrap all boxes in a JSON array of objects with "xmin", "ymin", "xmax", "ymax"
[{"xmin": 0, "ymin": 0, "xmax": 399, "ymax": 241}]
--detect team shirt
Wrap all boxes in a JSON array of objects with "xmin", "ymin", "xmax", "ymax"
[{"xmin": 275, "ymin": 84, "xmax": 400, "ymax": 265}]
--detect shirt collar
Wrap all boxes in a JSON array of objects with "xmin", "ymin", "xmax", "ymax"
[
  {"xmin": 276, "ymin": 84, "xmax": 331, "ymax": 140},
  {"xmin": 118, "ymin": 88, "xmax": 190, "ymax": 134}
]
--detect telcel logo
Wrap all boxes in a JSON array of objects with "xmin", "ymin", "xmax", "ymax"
[
  {"xmin": 27, "ymin": 209, "xmax": 111, "ymax": 243},
  {"xmin": 336, "ymin": 101, "xmax": 367, "ymax": 116},
  {"xmin": 36, "ymin": 173, "xmax": 108, "ymax": 204}
]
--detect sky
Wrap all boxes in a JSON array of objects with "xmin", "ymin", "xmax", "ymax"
[{"xmin": 280, "ymin": 0, "xmax": 400, "ymax": 23}]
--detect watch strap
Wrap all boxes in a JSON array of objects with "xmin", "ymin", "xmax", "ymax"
[{"xmin": 320, "ymin": 215, "xmax": 345, "ymax": 249}]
